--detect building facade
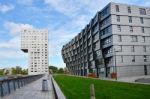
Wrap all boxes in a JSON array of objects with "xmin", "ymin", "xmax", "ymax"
[
  {"xmin": 21, "ymin": 29, "xmax": 49, "ymax": 75},
  {"xmin": 62, "ymin": 2, "xmax": 150, "ymax": 78}
]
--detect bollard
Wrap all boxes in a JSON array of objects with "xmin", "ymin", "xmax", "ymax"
[
  {"xmin": 90, "ymin": 84, "xmax": 95, "ymax": 99},
  {"xmin": 42, "ymin": 79, "xmax": 48, "ymax": 91}
]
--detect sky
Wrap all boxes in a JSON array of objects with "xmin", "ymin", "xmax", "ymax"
[{"xmin": 0, "ymin": 0, "xmax": 150, "ymax": 69}]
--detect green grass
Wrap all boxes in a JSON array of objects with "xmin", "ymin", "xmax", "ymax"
[{"xmin": 53, "ymin": 75, "xmax": 150, "ymax": 99}]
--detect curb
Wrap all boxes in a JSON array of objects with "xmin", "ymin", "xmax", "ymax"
[{"xmin": 51, "ymin": 77, "xmax": 66, "ymax": 99}]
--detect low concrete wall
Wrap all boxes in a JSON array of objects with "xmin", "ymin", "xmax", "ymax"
[{"xmin": 51, "ymin": 77, "xmax": 66, "ymax": 99}]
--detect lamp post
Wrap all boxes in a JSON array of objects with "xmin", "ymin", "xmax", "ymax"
[{"xmin": 114, "ymin": 48, "xmax": 119, "ymax": 80}]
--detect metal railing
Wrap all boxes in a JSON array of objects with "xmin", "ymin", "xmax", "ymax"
[{"xmin": 0, "ymin": 74, "xmax": 43, "ymax": 97}]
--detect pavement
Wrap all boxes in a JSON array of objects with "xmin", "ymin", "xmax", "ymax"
[
  {"xmin": 2, "ymin": 75, "xmax": 55, "ymax": 99},
  {"xmin": 118, "ymin": 75, "xmax": 150, "ymax": 84}
]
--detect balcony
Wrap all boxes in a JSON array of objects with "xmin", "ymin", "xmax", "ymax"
[
  {"xmin": 104, "ymin": 53, "xmax": 113, "ymax": 58},
  {"xmin": 102, "ymin": 42, "xmax": 112, "ymax": 49}
]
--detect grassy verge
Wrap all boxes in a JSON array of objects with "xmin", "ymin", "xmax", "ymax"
[{"xmin": 53, "ymin": 75, "xmax": 150, "ymax": 99}]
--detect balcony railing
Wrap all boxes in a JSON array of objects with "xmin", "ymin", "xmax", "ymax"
[{"xmin": 0, "ymin": 74, "xmax": 43, "ymax": 97}]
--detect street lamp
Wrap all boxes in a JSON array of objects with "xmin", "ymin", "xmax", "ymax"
[{"xmin": 114, "ymin": 48, "xmax": 120, "ymax": 80}]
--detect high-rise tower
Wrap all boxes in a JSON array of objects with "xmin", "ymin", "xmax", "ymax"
[{"xmin": 21, "ymin": 29, "xmax": 49, "ymax": 75}]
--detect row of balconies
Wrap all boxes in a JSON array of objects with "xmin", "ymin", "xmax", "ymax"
[
  {"xmin": 63, "ymin": 48, "xmax": 104, "ymax": 62},
  {"xmin": 62, "ymin": 23, "xmax": 112, "ymax": 55}
]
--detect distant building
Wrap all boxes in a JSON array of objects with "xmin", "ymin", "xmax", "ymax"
[
  {"xmin": 21, "ymin": 29, "xmax": 49, "ymax": 75},
  {"xmin": 62, "ymin": 2, "xmax": 150, "ymax": 78},
  {"xmin": 3, "ymin": 68, "xmax": 12, "ymax": 75}
]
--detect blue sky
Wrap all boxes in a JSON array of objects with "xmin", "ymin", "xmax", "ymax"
[{"xmin": 0, "ymin": 0, "xmax": 149, "ymax": 69}]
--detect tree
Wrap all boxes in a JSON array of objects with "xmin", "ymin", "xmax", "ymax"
[
  {"xmin": 16, "ymin": 66, "xmax": 22, "ymax": 74},
  {"xmin": 11, "ymin": 66, "xmax": 27, "ymax": 75},
  {"xmin": 0, "ymin": 70, "xmax": 4, "ymax": 76},
  {"xmin": 49, "ymin": 66, "xmax": 58, "ymax": 73},
  {"xmin": 57, "ymin": 68, "xmax": 64, "ymax": 74},
  {"xmin": 12, "ymin": 67, "xmax": 17, "ymax": 75},
  {"xmin": 21, "ymin": 69, "xmax": 28, "ymax": 75}
]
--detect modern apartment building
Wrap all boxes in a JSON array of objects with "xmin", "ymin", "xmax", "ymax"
[
  {"xmin": 61, "ymin": 2, "xmax": 150, "ymax": 78},
  {"xmin": 21, "ymin": 29, "xmax": 49, "ymax": 75}
]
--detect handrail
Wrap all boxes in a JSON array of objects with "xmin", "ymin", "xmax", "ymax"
[{"xmin": 0, "ymin": 74, "xmax": 44, "ymax": 97}]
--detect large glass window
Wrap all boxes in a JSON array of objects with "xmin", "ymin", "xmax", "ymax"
[
  {"xmin": 139, "ymin": 8, "xmax": 146, "ymax": 15},
  {"xmin": 131, "ymin": 46, "xmax": 135, "ymax": 52},
  {"xmin": 140, "ymin": 17, "xmax": 144, "ymax": 24},
  {"xmin": 116, "ymin": 15, "xmax": 120, "ymax": 22},
  {"xmin": 93, "ymin": 32, "xmax": 99, "ymax": 42},
  {"xmin": 121, "ymin": 56, "xmax": 123, "ymax": 63},
  {"xmin": 101, "ymin": 7, "xmax": 109, "ymax": 18},
  {"xmin": 131, "ymin": 35, "xmax": 138, "ymax": 42},
  {"xmin": 118, "ymin": 35, "xmax": 122, "ymax": 42},
  {"xmin": 103, "ymin": 36, "xmax": 112, "ymax": 45},
  {"xmin": 117, "ymin": 25, "xmax": 121, "ymax": 32},
  {"xmin": 141, "ymin": 27, "xmax": 145, "ymax": 33},
  {"xmin": 132, "ymin": 56, "xmax": 135, "ymax": 62},
  {"xmin": 93, "ymin": 24, "xmax": 99, "ymax": 34},
  {"xmin": 143, "ymin": 46, "xmax": 146, "ymax": 52},
  {"xmin": 101, "ymin": 17, "xmax": 110, "ymax": 27},
  {"xmin": 143, "ymin": 55, "xmax": 147, "ymax": 62},
  {"xmin": 141, "ymin": 36, "xmax": 145, "ymax": 42},
  {"xmin": 93, "ymin": 41, "xmax": 100, "ymax": 50},
  {"xmin": 128, "ymin": 7, "xmax": 131, "ymax": 13},
  {"xmin": 129, "ymin": 26, "xmax": 133, "ymax": 32},
  {"xmin": 95, "ymin": 50, "xmax": 101, "ymax": 57},
  {"xmin": 129, "ymin": 16, "xmax": 132, "ymax": 23},
  {"xmin": 88, "ymin": 53, "xmax": 93, "ymax": 60},
  {"xmin": 101, "ymin": 26, "xmax": 111, "ymax": 36},
  {"xmin": 116, "ymin": 5, "xmax": 119, "ymax": 12}
]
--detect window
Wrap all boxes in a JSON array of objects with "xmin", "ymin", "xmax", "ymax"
[
  {"xmin": 117, "ymin": 25, "xmax": 121, "ymax": 32},
  {"xmin": 101, "ymin": 17, "xmax": 110, "ymax": 27},
  {"xmin": 118, "ymin": 35, "xmax": 122, "ymax": 42},
  {"xmin": 121, "ymin": 56, "xmax": 123, "ymax": 63},
  {"xmin": 93, "ymin": 41, "xmax": 100, "ymax": 50},
  {"xmin": 88, "ymin": 53, "xmax": 93, "ymax": 60},
  {"xmin": 128, "ymin": 7, "xmax": 131, "ymax": 13},
  {"xmin": 93, "ymin": 33, "xmax": 99, "ymax": 41},
  {"xmin": 143, "ymin": 46, "xmax": 146, "ymax": 52},
  {"xmin": 102, "ymin": 37, "xmax": 111, "ymax": 45},
  {"xmin": 143, "ymin": 55, "xmax": 147, "ymax": 62},
  {"xmin": 141, "ymin": 36, "xmax": 145, "ymax": 42},
  {"xmin": 101, "ymin": 7, "xmax": 109, "ymax": 18},
  {"xmin": 140, "ymin": 17, "xmax": 144, "ymax": 24},
  {"xmin": 93, "ymin": 24, "xmax": 99, "ymax": 34},
  {"xmin": 141, "ymin": 27, "xmax": 145, "ymax": 33},
  {"xmin": 129, "ymin": 16, "xmax": 132, "ymax": 23},
  {"xmin": 129, "ymin": 26, "xmax": 133, "ymax": 32},
  {"xmin": 132, "ymin": 56, "xmax": 135, "ymax": 62},
  {"xmin": 118, "ymin": 45, "xmax": 122, "ymax": 52},
  {"xmin": 95, "ymin": 50, "xmax": 101, "ymax": 58},
  {"xmin": 139, "ymin": 8, "xmax": 146, "ymax": 15},
  {"xmin": 116, "ymin": 5, "xmax": 119, "ymax": 12},
  {"xmin": 101, "ymin": 26, "xmax": 111, "ymax": 36},
  {"xmin": 131, "ymin": 36, "xmax": 138, "ymax": 42},
  {"xmin": 131, "ymin": 46, "xmax": 135, "ymax": 52},
  {"xmin": 117, "ymin": 15, "xmax": 120, "ymax": 22}
]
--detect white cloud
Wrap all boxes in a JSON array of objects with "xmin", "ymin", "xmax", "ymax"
[
  {"xmin": 0, "ymin": 36, "xmax": 20, "ymax": 49},
  {"xmin": 44, "ymin": 0, "xmax": 81, "ymax": 16},
  {"xmin": 0, "ymin": 3, "xmax": 14, "ymax": 13},
  {"xmin": 4, "ymin": 21, "xmax": 34, "ymax": 36},
  {"xmin": 0, "ymin": 50, "xmax": 26, "ymax": 59},
  {"xmin": 0, "ymin": 36, "xmax": 27, "ymax": 59}
]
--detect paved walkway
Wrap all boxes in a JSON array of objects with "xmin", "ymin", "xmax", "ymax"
[
  {"xmin": 118, "ymin": 75, "xmax": 150, "ymax": 83},
  {"xmin": 2, "ymin": 75, "xmax": 55, "ymax": 99}
]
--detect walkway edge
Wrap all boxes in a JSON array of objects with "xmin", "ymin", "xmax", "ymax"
[{"xmin": 51, "ymin": 77, "xmax": 66, "ymax": 99}]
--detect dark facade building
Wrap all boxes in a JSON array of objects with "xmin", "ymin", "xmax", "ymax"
[{"xmin": 62, "ymin": 2, "xmax": 150, "ymax": 78}]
